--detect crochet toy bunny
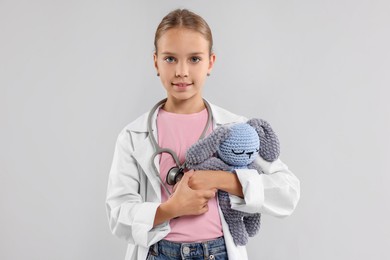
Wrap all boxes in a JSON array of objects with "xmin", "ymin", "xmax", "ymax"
[{"xmin": 185, "ymin": 118, "xmax": 280, "ymax": 246}]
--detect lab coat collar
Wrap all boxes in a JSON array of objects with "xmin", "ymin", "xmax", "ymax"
[{"xmin": 127, "ymin": 98, "xmax": 244, "ymax": 133}]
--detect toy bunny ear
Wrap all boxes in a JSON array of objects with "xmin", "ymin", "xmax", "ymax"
[
  {"xmin": 186, "ymin": 126, "xmax": 231, "ymax": 166},
  {"xmin": 247, "ymin": 118, "xmax": 280, "ymax": 162}
]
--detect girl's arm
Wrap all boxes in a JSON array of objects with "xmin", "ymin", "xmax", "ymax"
[
  {"xmin": 188, "ymin": 157, "xmax": 300, "ymax": 217},
  {"xmin": 188, "ymin": 170, "xmax": 244, "ymax": 198}
]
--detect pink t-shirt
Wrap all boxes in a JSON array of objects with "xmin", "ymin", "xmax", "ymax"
[{"xmin": 157, "ymin": 108, "xmax": 223, "ymax": 242}]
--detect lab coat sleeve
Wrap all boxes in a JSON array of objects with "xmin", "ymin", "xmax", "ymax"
[
  {"xmin": 229, "ymin": 157, "xmax": 300, "ymax": 217},
  {"xmin": 105, "ymin": 129, "xmax": 170, "ymax": 247}
]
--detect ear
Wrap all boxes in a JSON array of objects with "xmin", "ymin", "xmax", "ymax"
[
  {"xmin": 207, "ymin": 53, "xmax": 216, "ymax": 75},
  {"xmin": 153, "ymin": 52, "xmax": 159, "ymax": 73},
  {"xmin": 247, "ymin": 118, "xmax": 280, "ymax": 162},
  {"xmin": 186, "ymin": 126, "xmax": 231, "ymax": 165}
]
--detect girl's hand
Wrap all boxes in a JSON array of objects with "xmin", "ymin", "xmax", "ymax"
[
  {"xmin": 153, "ymin": 170, "xmax": 242, "ymax": 227},
  {"xmin": 168, "ymin": 170, "xmax": 217, "ymax": 218},
  {"xmin": 188, "ymin": 170, "xmax": 218, "ymax": 191},
  {"xmin": 189, "ymin": 170, "xmax": 244, "ymax": 198}
]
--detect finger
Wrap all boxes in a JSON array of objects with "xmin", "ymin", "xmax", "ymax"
[
  {"xmin": 176, "ymin": 171, "xmax": 196, "ymax": 191},
  {"xmin": 183, "ymin": 170, "xmax": 195, "ymax": 181},
  {"xmin": 172, "ymin": 182, "xmax": 179, "ymax": 193},
  {"xmin": 198, "ymin": 204, "xmax": 209, "ymax": 215},
  {"xmin": 202, "ymin": 190, "xmax": 216, "ymax": 199},
  {"xmin": 181, "ymin": 170, "xmax": 195, "ymax": 184},
  {"xmin": 186, "ymin": 170, "xmax": 195, "ymax": 177}
]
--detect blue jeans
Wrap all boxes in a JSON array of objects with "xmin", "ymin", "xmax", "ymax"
[{"xmin": 147, "ymin": 236, "xmax": 228, "ymax": 259}]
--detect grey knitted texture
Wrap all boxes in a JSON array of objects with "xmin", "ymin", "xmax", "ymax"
[
  {"xmin": 247, "ymin": 118, "xmax": 280, "ymax": 162},
  {"xmin": 185, "ymin": 118, "xmax": 280, "ymax": 246}
]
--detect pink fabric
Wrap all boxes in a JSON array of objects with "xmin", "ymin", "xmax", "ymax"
[{"xmin": 157, "ymin": 108, "xmax": 223, "ymax": 242}]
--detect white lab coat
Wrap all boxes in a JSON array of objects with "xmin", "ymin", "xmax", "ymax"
[{"xmin": 105, "ymin": 102, "xmax": 300, "ymax": 260}]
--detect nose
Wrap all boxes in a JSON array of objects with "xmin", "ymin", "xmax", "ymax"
[
  {"xmin": 175, "ymin": 61, "xmax": 189, "ymax": 78},
  {"xmin": 246, "ymin": 151, "xmax": 254, "ymax": 158}
]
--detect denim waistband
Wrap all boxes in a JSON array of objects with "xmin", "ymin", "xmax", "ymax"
[{"xmin": 150, "ymin": 236, "xmax": 227, "ymax": 259}]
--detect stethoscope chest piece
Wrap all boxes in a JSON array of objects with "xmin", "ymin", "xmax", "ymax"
[{"xmin": 166, "ymin": 166, "xmax": 185, "ymax": 186}]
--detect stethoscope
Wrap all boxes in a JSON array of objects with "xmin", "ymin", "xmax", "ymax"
[{"xmin": 147, "ymin": 98, "xmax": 213, "ymax": 196}]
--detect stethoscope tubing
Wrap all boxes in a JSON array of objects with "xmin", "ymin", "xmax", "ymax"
[
  {"xmin": 150, "ymin": 148, "xmax": 183, "ymax": 196},
  {"xmin": 147, "ymin": 98, "xmax": 213, "ymax": 196}
]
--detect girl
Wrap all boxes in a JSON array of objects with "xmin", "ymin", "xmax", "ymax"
[{"xmin": 106, "ymin": 9, "xmax": 300, "ymax": 260}]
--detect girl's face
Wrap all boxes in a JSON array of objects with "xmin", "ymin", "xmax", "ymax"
[{"xmin": 154, "ymin": 28, "xmax": 215, "ymax": 105}]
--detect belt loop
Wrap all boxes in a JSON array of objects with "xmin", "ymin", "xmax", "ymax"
[
  {"xmin": 203, "ymin": 242, "xmax": 209, "ymax": 259},
  {"xmin": 150, "ymin": 242, "xmax": 159, "ymax": 256},
  {"xmin": 155, "ymin": 241, "xmax": 159, "ymax": 255}
]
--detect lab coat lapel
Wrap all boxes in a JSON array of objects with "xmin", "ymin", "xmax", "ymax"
[
  {"xmin": 209, "ymin": 102, "xmax": 247, "ymax": 126},
  {"xmin": 128, "ymin": 107, "xmax": 163, "ymax": 201},
  {"xmin": 132, "ymin": 135, "xmax": 162, "ymax": 201}
]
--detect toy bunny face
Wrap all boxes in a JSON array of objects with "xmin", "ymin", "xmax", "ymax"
[
  {"xmin": 185, "ymin": 118, "xmax": 280, "ymax": 168},
  {"xmin": 218, "ymin": 123, "xmax": 260, "ymax": 167}
]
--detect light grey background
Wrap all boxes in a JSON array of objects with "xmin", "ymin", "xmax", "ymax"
[{"xmin": 1, "ymin": 0, "xmax": 389, "ymax": 259}]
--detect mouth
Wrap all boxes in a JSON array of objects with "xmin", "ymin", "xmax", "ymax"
[{"xmin": 172, "ymin": 82, "xmax": 193, "ymax": 87}]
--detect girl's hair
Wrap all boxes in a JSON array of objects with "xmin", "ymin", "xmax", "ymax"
[{"xmin": 154, "ymin": 9, "xmax": 213, "ymax": 55}]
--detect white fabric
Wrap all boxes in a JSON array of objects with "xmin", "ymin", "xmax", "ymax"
[{"xmin": 105, "ymin": 102, "xmax": 301, "ymax": 260}]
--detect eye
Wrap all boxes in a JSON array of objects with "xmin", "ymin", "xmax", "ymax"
[
  {"xmin": 232, "ymin": 149, "xmax": 245, "ymax": 155},
  {"xmin": 164, "ymin": 56, "xmax": 176, "ymax": 63},
  {"xmin": 190, "ymin": 56, "xmax": 201, "ymax": 63},
  {"xmin": 256, "ymin": 149, "xmax": 259, "ymax": 152}
]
